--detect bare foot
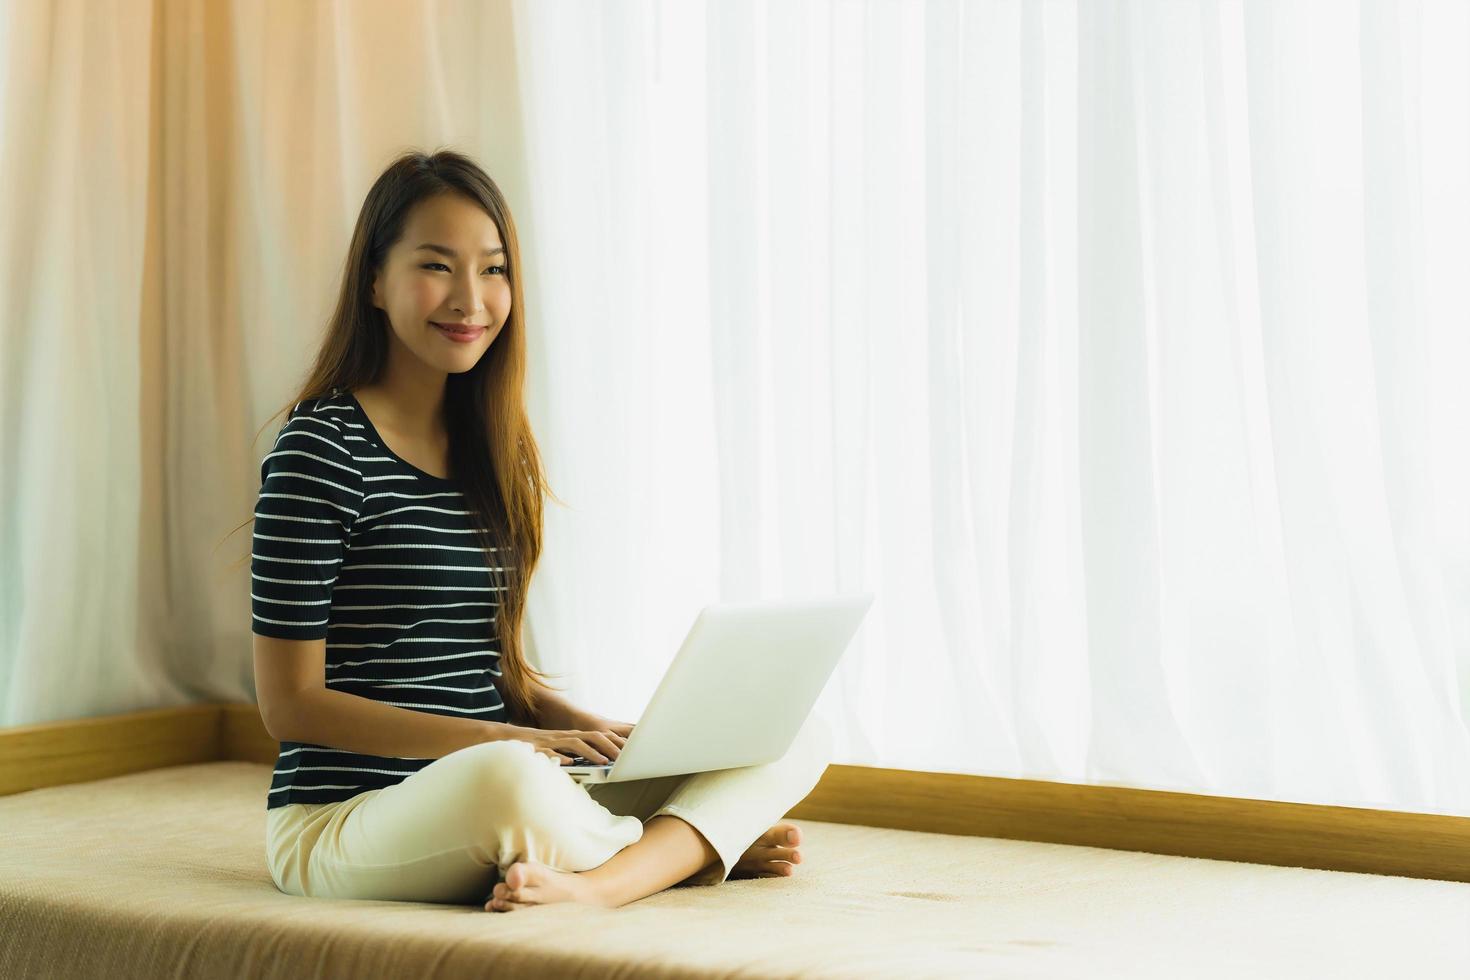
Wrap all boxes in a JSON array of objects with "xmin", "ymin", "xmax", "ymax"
[
  {"xmin": 484, "ymin": 822, "xmax": 805, "ymax": 910},
  {"xmin": 485, "ymin": 860, "xmax": 612, "ymax": 912},
  {"xmin": 729, "ymin": 821, "xmax": 803, "ymax": 879}
]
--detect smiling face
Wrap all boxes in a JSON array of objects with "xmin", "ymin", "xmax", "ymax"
[{"xmin": 370, "ymin": 192, "xmax": 511, "ymax": 376}]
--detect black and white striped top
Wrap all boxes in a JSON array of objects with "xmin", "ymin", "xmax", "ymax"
[{"xmin": 251, "ymin": 388, "xmax": 510, "ymax": 811}]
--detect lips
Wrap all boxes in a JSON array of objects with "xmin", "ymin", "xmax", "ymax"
[{"xmin": 431, "ymin": 322, "xmax": 486, "ymax": 338}]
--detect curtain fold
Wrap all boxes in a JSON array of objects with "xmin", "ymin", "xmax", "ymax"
[{"xmin": 2, "ymin": 0, "xmax": 1467, "ymax": 816}]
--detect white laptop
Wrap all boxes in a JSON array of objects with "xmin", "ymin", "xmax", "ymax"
[{"xmin": 560, "ymin": 593, "xmax": 874, "ymax": 784}]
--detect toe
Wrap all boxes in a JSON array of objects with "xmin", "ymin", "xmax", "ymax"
[
  {"xmin": 749, "ymin": 862, "xmax": 795, "ymax": 878},
  {"xmin": 761, "ymin": 822, "xmax": 799, "ymax": 847},
  {"xmin": 754, "ymin": 844, "xmax": 801, "ymax": 862},
  {"xmin": 507, "ymin": 862, "xmax": 529, "ymax": 890}
]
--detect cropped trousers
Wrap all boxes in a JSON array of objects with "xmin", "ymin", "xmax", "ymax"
[{"xmin": 264, "ymin": 713, "xmax": 832, "ymax": 905}]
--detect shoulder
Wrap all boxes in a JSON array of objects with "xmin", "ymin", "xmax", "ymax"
[
  {"xmin": 264, "ymin": 391, "xmax": 362, "ymax": 486},
  {"xmin": 283, "ymin": 390, "xmax": 354, "ymax": 436},
  {"xmin": 273, "ymin": 391, "xmax": 359, "ymax": 454}
]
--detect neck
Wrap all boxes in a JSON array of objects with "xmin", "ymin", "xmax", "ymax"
[{"xmin": 359, "ymin": 353, "xmax": 448, "ymax": 440}]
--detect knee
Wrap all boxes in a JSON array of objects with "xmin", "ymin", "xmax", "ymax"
[
  {"xmin": 456, "ymin": 740, "xmax": 630, "ymax": 867},
  {"xmin": 461, "ymin": 739, "xmax": 568, "ymax": 818}
]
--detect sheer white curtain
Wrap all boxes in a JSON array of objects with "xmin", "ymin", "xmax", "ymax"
[
  {"xmin": 510, "ymin": 0, "xmax": 1470, "ymax": 815},
  {"xmin": 1, "ymin": 0, "xmax": 1467, "ymax": 817}
]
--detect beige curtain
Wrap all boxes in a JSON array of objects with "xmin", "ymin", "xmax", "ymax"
[{"xmin": 0, "ymin": 0, "xmax": 535, "ymax": 724}]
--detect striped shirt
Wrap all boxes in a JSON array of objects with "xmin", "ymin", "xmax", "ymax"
[{"xmin": 251, "ymin": 388, "xmax": 510, "ymax": 811}]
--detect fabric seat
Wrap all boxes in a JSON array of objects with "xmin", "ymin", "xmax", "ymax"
[{"xmin": 1, "ymin": 761, "xmax": 1467, "ymax": 979}]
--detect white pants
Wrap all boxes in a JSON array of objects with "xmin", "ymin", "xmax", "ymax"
[{"xmin": 265, "ymin": 713, "xmax": 833, "ymax": 905}]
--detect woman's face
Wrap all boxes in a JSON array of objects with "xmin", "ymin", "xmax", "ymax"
[{"xmin": 370, "ymin": 192, "xmax": 511, "ymax": 374}]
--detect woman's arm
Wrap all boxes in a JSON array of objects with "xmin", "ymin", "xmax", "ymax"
[
  {"xmin": 529, "ymin": 685, "xmax": 636, "ymax": 739},
  {"xmin": 530, "ymin": 686, "xmax": 584, "ymax": 730}
]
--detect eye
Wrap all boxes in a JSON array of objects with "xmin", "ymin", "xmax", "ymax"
[{"xmin": 422, "ymin": 262, "xmax": 507, "ymax": 276}]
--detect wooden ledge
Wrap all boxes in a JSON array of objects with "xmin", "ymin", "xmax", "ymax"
[{"xmin": 4, "ymin": 703, "xmax": 1467, "ymax": 884}]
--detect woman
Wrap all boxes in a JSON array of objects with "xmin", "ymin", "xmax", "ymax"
[{"xmin": 241, "ymin": 148, "xmax": 831, "ymax": 912}]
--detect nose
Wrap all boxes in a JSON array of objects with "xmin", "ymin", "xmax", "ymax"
[{"xmin": 448, "ymin": 268, "xmax": 486, "ymax": 318}]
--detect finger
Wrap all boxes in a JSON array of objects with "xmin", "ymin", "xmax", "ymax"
[
  {"xmin": 546, "ymin": 735, "xmax": 581, "ymax": 760},
  {"xmin": 571, "ymin": 739, "xmax": 608, "ymax": 762},
  {"xmin": 572, "ymin": 732, "xmax": 615, "ymax": 760},
  {"xmin": 586, "ymin": 732, "xmax": 621, "ymax": 758}
]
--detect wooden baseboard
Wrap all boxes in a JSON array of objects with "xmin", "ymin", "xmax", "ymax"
[
  {"xmin": 786, "ymin": 761, "xmax": 1470, "ymax": 883},
  {"xmin": 219, "ymin": 700, "xmax": 279, "ymax": 765},
  {"xmin": 5, "ymin": 702, "xmax": 1468, "ymax": 884},
  {"xmin": 0, "ymin": 703, "xmax": 222, "ymax": 795}
]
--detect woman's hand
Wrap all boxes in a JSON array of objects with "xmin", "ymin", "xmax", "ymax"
[
  {"xmin": 560, "ymin": 708, "xmax": 636, "ymax": 761},
  {"xmin": 506, "ymin": 711, "xmax": 636, "ymax": 766}
]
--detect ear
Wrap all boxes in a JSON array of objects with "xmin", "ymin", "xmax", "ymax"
[{"xmin": 370, "ymin": 272, "xmax": 381, "ymax": 310}]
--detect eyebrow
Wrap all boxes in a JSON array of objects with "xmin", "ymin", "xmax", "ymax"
[{"xmin": 414, "ymin": 243, "xmax": 506, "ymax": 258}]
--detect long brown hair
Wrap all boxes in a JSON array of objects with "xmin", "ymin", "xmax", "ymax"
[{"xmin": 222, "ymin": 147, "xmax": 563, "ymax": 725}]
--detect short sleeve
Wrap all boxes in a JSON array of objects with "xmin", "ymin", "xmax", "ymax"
[{"xmin": 250, "ymin": 407, "xmax": 365, "ymax": 640}]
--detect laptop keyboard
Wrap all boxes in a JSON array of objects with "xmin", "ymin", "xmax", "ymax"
[{"xmin": 566, "ymin": 756, "xmax": 613, "ymax": 767}]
